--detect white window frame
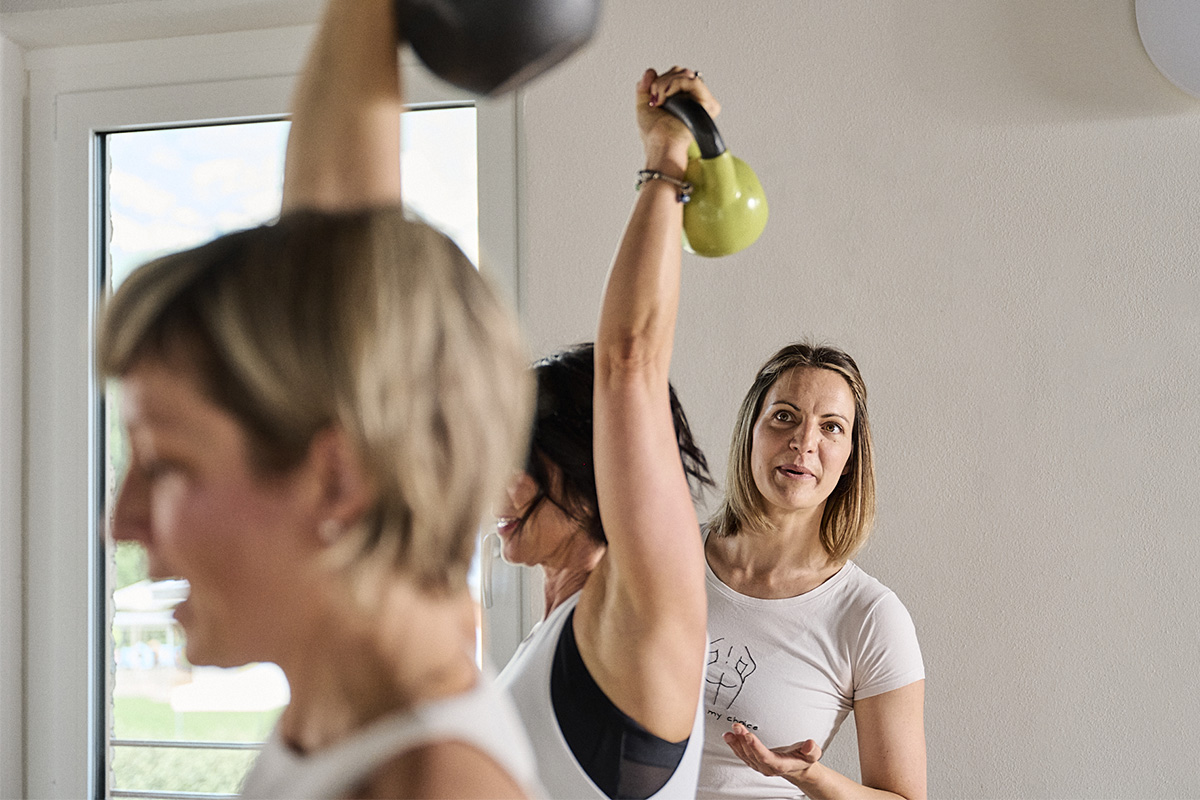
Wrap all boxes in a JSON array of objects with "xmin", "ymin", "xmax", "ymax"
[
  {"xmin": 23, "ymin": 24, "xmax": 534, "ymax": 799},
  {"xmin": 0, "ymin": 29, "xmax": 27, "ymax": 800}
]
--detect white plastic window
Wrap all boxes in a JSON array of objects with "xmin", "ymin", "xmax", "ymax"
[
  {"xmin": 25, "ymin": 39, "xmax": 527, "ymax": 798},
  {"xmin": 103, "ymin": 108, "xmax": 479, "ymax": 798}
]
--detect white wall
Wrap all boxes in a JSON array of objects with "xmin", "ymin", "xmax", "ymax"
[
  {"xmin": 517, "ymin": 0, "xmax": 1200, "ymax": 797},
  {"xmin": 0, "ymin": 29, "xmax": 25, "ymax": 800}
]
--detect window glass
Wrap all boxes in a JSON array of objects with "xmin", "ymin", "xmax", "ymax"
[{"xmin": 105, "ymin": 107, "xmax": 477, "ymax": 798}]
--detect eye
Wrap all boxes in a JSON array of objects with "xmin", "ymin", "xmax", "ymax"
[
  {"xmin": 823, "ymin": 421, "xmax": 845, "ymax": 435},
  {"xmin": 772, "ymin": 409, "xmax": 793, "ymax": 423},
  {"xmin": 141, "ymin": 458, "xmax": 183, "ymax": 482}
]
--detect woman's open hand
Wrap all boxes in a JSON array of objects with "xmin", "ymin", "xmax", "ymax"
[{"xmin": 724, "ymin": 723, "xmax": 824, "ymax": 785}]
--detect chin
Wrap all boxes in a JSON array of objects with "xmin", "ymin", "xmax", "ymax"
[
  {"xmin": 500, "ymin": 548, "xmax": 530, "ymax": 568},
  {"xmin": 184, "ymin": 637, "xmax": 255, "ymax": 669},
  {"xmin": 499, "ymin": 538, "xmax": 528, "ymax": 567}
]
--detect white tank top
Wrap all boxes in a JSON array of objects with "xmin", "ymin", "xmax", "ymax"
[
  {"xmin": 239, "ymin": 670, "xmax": 543, "ymax": 798},
  {"xmin": 496, "ymin": 591, "xmax": 705, "ymax": 799}
]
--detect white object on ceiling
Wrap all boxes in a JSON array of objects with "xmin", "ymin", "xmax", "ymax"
[{"xmin": 1136, "ymin": 0, "xmax": 1200, "ymax": 99}]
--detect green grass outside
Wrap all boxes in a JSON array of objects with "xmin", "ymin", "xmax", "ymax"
[{"xmin": 112, "ymin": 696, "xmax": 281, "ymax": 795}]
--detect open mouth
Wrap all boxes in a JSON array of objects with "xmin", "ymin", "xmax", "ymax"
[
  {"xmin": 495, "ymin": 516, "xmax": 520, "ymax": 537},
  {"xmin": 778, "ymin": 466, "xmax": 814, "ymax": 479}
]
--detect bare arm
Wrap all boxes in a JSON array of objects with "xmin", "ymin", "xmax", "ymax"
[
  {"xmin": 576, "ymin": 68, "xmax": 720, "ymax": 742},
  {"xmin": 723, "ymin": 680, "xmax": 927, "ymax": 800},
  {"xmin": 282, "ymin": 0, "xmax": 402, "ymax": 212}
]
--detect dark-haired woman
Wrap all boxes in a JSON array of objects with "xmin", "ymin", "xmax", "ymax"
[{"xmin": 495, "ymin": 67, "xmax": 717, "ymax": 799}]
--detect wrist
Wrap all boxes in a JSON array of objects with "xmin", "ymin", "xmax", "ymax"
[
  {"xmin": 784, "ymin": 760, "xmax": 826, "ymax": 795},
  {"xmin": 642, "ymin": 143, "xmax": 690, "ymax": 179},
  {"xmin": 635, "ymin": 170, "xmax": 692, "ymax": 203}
]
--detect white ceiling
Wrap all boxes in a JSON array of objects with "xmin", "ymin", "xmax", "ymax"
[{"xmin": 0, "ymin": 0, "xmax": 322, "ymax": 49}]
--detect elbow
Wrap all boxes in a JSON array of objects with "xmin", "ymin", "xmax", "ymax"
[{"xmin": 595, "ymin": 320, "xmax": 671, "ymax": 382}]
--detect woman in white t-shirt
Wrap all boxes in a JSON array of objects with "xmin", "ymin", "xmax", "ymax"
[{"xmin": 699, "ymin": 343, "xmax": 926, "ymax": 800}]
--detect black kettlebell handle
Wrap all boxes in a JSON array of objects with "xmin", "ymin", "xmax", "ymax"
[{"xmin": 660, "ymin": 95, "xmax": 727, "ymax": 160}]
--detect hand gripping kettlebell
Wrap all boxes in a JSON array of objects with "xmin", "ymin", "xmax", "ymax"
[
  {"xmin": 660, "ymin": 94, "xmax": 768, "ymax": 257},
  {"xmin": 396, "ymin": 0, "xmax": 601, "ymax": 95}
]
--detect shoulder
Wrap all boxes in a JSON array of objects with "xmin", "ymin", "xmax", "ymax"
[
  {"xmin": 354, "ymin": 740, "xmax": 529, "ymax": 799},
  {"xmin": 836, "ymin": 562, "xmax": 914, "ymax": 623},
  {"xmin": 838, "ymin": 564, "xmax": 925, "ymax": 698},
  {"xmin": 830, "ymin": 564, "xmax": 921, "ymax": 663}
]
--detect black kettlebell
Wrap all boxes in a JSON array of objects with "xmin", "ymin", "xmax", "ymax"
[{"xmin": 396, "ymin": 0, "xmax": 602, "ymax": 95}]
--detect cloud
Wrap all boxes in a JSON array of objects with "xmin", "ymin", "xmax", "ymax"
[
  {"xmin": 109, "ymin": 169, "xmax": 179, "ymax": 218},
  {"xmin": 193, "ymin": 156, "xmax": 281, "ymax": 198},
  {"xmin": 147, "ymin": 145, "xmax": 185, "ymax": 172},
  {"xmin": 109, "ymin": 209, "xmax": 213, "ymax": 265}
]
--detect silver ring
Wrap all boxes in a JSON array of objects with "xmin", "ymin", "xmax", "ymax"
[{"xmin": 693, "ymin": 71, "xmax": 703, "ymax": 81}]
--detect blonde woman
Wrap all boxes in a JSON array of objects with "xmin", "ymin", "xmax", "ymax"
[
  {"xmin": 700, "ymin": 343, "xmax": 926, "ymax": 800},
  {"xmin": 101, "ymin": 1, "xmax": 540, "ymax": 796}
]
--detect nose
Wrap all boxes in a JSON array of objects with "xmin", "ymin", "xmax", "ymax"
[
  {"xmin": 789, "ymin": 422, "xmax": 820, "ymax": 453},
  {"xmin": 111, "ymin": 466, "xmax": 151, "ymax": 545},
  {"xmin": 505, "ymin": 471, "xmax": 536, "ymax": 507}
]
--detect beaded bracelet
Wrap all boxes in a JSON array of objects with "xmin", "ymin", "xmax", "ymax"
[{"xmin": 635, "ymin": 169, "xmax": 693, "ymax": 204}]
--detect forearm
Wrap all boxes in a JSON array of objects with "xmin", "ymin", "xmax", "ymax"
[
  {"xmin": 282, "ymin": 0, "xmax": 402, "ymax": 211},
  {"xmin": 724, "ymin": 691, "xmax": 926, "ymax": 800},
  {"xmin": 787, "ymin": 762, "xmax": 922, "ymax": 800},
  {"xmin": 595, "ymin": 142, "xmax": 689, "ymax": 378}
]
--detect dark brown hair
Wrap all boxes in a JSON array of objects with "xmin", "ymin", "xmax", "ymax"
[{"xmin": 519, "ymin": 343, "xmax": 714, "ymax": 545}]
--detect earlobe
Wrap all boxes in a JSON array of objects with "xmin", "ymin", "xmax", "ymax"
[
  {"xmin": 311, "ymin": 426, "xmax": 377, "ymax": 533},
  {"xmin": 318, "ymin": 518, "xmax": 343, "ymax": 545}
]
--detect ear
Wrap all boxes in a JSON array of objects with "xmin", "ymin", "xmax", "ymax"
[{"xmin": 308, "ymin": 425, "xmax": 377, "ymax": 531}]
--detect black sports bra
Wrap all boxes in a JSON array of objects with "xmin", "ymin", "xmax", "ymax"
[{"xmin": 550, "ymin": 608, "xmax": 689, "ymax": 800}]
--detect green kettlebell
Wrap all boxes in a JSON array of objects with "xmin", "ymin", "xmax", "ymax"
[{"xmin": 660, "ymin": 94, "xmax": 768, "ymax": 257}]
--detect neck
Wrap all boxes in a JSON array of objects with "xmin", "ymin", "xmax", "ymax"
[
  {"xmin": 274, "ymin": 575, "xmax": 479, "ymax": 755},
  {"xmin": 540, "ymin": 540, "xmax": 605, "ymax": 618},
  {"xmin": 708, "ymin": 507, "xmax": 842, "ymax": 599},
  {"xmin": 765, "ymin": 505, "xmax": 828, "ymax": 558}
]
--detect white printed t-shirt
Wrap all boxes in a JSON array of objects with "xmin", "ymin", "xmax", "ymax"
[{"xmin": 698, "ymin": 559, "xmax": 924, "ymax": 799}]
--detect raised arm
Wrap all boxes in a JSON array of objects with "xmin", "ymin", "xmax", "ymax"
[
  {"xmin": 281, "ymin": 0, "xmax": 402, "ymax": 212},
  {"xmin": 578, "ymin": 68, "xmax": 721, "ymax": 741}
]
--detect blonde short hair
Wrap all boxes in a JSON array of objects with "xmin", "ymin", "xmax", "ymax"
[
  {"xmin": 708, "ymin": 342, "xmax": 875, "ymax": 561},
  {"xmin": 98, "ymin": 207, "xmax": 532, "ymax": 588}
]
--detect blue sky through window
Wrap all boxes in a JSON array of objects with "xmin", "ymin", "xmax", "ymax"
[{"xmin": 108, "ymin": 107, "xmax": 478, "ymax": 288}]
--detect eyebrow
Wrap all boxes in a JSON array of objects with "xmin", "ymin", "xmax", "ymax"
[{"xmin": 123, "ymin": 402, "xmax": 185, "ymax": 429}]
